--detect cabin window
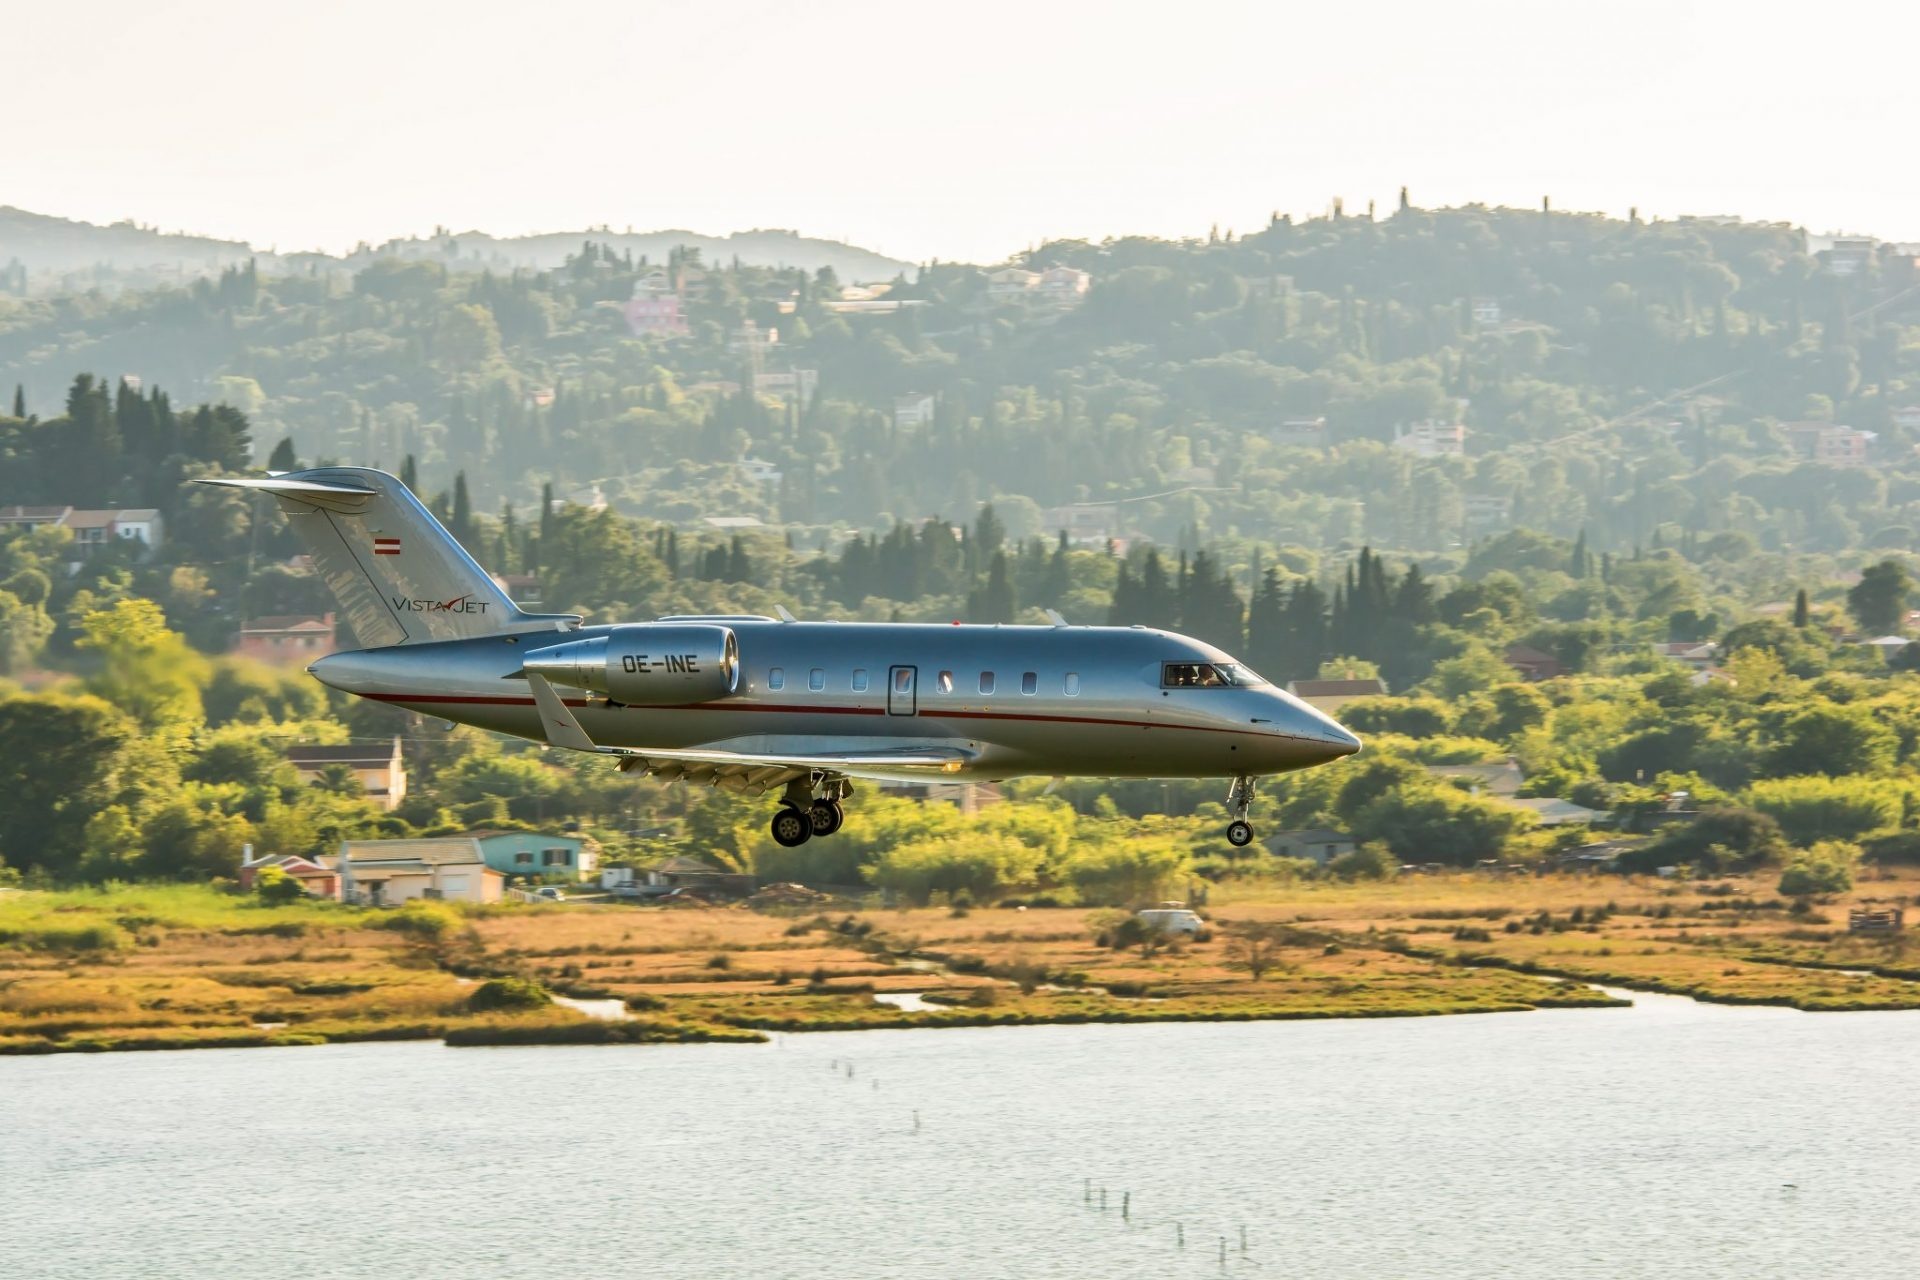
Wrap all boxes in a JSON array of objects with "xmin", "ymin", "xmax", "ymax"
[
  {"xmin": 1021, "ymin": 671, "xmax": 1037, "ymax": 695},
  {"xmin": 1064, "ymin": 672, "xmax": 1081, "ymax": 696},
  {"xmin": 809, "ymin": 668, "xmax": 825, "ymax": 692},
  {"xmin": 894, "ymin": 667, "xmax": 913, "ymax": 694},
  {"xmin": 978, "ymin": 671, "xmax": 996, "ymax": 695},
  {"xmin": 937, "ymin": 670, "xmax": 954, "ymax": 694},
  {"xmin": 515, "ymin": 851, "xmax": 533, "ymax": 865},
  {"xmin": 851, "ymin": 668, "xmax": 869, "ymax": 692},
  {"xmin": 768, "ymin": 667, "xmax": 785, "ymax": 690},
  {"xmin": 541, "ymin": 847, "xmax": 570, "ymax": 866}
]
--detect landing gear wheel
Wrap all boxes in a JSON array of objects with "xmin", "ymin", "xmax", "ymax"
[
  {"xmin": 1226, "ymin": 820, "xmax": 1254, "ymax": 848},
  {"xmin": 808, "ymin": 799, "xmax": 844, "ymax": 837},
  {"xmin": 771, "ymin": 806, "xmax": 812, "ymax": 847}
]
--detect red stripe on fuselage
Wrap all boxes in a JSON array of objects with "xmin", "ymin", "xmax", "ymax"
[{"xmin": 359, "ymin": 692, "xmax": 1299, "ymax": 741}]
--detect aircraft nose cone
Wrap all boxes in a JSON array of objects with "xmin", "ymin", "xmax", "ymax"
[{"xmin": 307, "ymin": 649, "xmax": 392, "ymax": 695}]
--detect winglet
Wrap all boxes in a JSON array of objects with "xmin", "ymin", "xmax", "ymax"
[
  {"xmin": 526, "ymin": 673, "xmax": 598, "ymax": 752},
  {"xmin": 1044, "ymin": 609, "xmax": 1068, "ymax": 627}
]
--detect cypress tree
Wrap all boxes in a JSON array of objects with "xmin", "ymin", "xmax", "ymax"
[
  {"xmin": 9, "ymin": 385, "xmax": 22, "ymax": 419},
  {"xmin": 267, "ymin": 437, "xmax": 298, "ymax": 472},
  {"xmin": 450, "ymin": 472, "xmax": 474, "ymax": 546},
  {"xmin": 401, "ymin": 454, "xmax": 419, "ymax": 493},
  {"xmin": 1793, "ymin": 588, "xmax": 1810, "ymax": 629}
]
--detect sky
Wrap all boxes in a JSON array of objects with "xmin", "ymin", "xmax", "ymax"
[{"xmin": 7, "ymin": 0, "xmax": 1919, "ymax": 263}]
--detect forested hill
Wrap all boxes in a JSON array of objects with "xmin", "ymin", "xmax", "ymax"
[
  {"xmin": 0, "ymin": 206, "xmax": 912, "ymax": 293},
  {"xmin": 3, "ymin": 202, "xmax": 1919, "ymax": 570}
]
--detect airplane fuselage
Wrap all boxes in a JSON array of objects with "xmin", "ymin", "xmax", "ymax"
[{"xmin": 312, "ymin": 618, "xmax": 1360, "ymax": 783}]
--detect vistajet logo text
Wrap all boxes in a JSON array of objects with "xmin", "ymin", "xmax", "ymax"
[{"xmin": 391, "ymin": 593, "xmax": 491, "ymax": 615}]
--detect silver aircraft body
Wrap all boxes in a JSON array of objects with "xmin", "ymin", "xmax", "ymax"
[{"xmin": 205, "ymin": 468, "xmax": 1359, "ymax": 848}]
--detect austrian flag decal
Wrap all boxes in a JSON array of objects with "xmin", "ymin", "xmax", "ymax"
[{"xmin": 373, "ymin": 536, "xmax": 401, "ymax": 556}]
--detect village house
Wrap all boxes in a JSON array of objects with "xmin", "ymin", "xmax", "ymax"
[
  {"xmin": 641, "ymin": 855, "xmax": 756, "ymax": 898},
  {"xmin": 737, "ymin": 456, "xmax": 784, "ymax": 486},
  {"xmin": 236, "ymin": 848, "xmax": 342, "ymax": 899},
  {"xmin": 0, "ymin": 505, "xmax": 165, "ymax": 558},
  {"xmin": 1893, "ymin": 406, "xmax": 1920, "ymax": 431},
  {"xmin": 1266, "ymin": 828, "xmax": 1358, "ymax": 865},
  {"xmin": 986, "ymin": 267, "xmax": 1041, "ymax": 297},
  {"xmin": 1463, "ymin": 494, "xmax": 1512, "ymax": 533},
  {"xmin": 463, "ymin": 829, "xmax": 598, "ymax": 881},
  {"xmin": 1270, "ymin": 416, "xmax": 1329, "ymax": 448},
  {"xmin": 321, "ymin": 837, "xmax": 505, "ymax": 906},
  {"xmin": 624, "ymin": 284, "xmax": 688, "ymax": 337},
  {"xmin": 894, "ymin": 393, "xmax": 937, "ymax": 428},
  {"xmin": 1392, "ymin": 420, "xmax": 1466, "ymax": 458},
  {"xmin": 1284, "ymin": 677, "xmax": 1387, "ymax": 713},
  {"xmin": 1501, "ymin": 796, "xmax": 1611, "ymax": 827},
  {"xmin": 233, "ymin": 613, "xmax": 336, "ymax": 664},
  {"xmin": 1503, "ymin": 643, "xmax": 1564, "ymax": 681},
  {"xmin": 1041, "ymin": 503, "xmax": 1122, "ymax": 547},
  {"xmin": 284, "ymin": 737, "xmax": 406, "ymax": 811},
  {"xmin": 1429, "ymin": 757, "xmax": 1525, "ymax": 797},
  {"xmin": 1784, "ymin": 422, "xmax": 1872, "ymax": 467},
  {"xmin": 1656, "ymin": 640, "xmax": 1719, "ymax": 670},
  {"xmin": 1470, "ymin": 297, "xmax": 1502, "ymax": 325}
]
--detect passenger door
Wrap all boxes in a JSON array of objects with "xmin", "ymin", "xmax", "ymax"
[{"xmin": 887, "ymin": 665, "xmax": 917, "ymax": 716}]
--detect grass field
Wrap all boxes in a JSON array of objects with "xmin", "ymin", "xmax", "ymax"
[{"xmin": 5, "ymin": 867, "xmax": 1919, "ymax": 1054}]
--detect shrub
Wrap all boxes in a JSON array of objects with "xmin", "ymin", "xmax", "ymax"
[
  {"xmin": 1327, "ymin": 842, "xmax": 1399, "ymax": 880},
  {"xmin": 252, "ymin": 864, "xmax": 307, "ymax": 906},
  {"xmin": 1748, "ymin": 776, "xmax": 1906, "ymax": 845},
  {"xmin": 1860, "ymin": 830, "xmax": 1920, "ymax": 866},
  {"xmin": 705, "ymin": 953, "xmax": 733, "ymax": 970},
  {"xmin": 381, "ymin": 901, "xmax": 463, "ymax": 939},
  {"xmin": 466, "ymin": 976, "xmax": 551, "ymax": 1012},
  {"xmin": 1621, "ymin": 807, "xmax": 1787, "ymax": 874},
  {"xmin": 0, "ymin": 922, "xmax": 127, "ymax": 953},
  {"xmin": 1777, "ymin": 842, "xmax": 1858, "ymax": 898}
]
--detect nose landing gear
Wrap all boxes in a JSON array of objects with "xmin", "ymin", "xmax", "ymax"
[{"xmin": 1225, "ymin": 775, "xmax": 1256, "ymax": 848}]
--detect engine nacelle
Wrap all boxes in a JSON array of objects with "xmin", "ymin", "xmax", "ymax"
[{"xmin": 522, "ymin": 624, "xmax": 739, "ymax": 705}]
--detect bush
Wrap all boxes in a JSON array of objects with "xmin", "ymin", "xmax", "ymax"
[
  {"xmin": 1778, "ymin": 843, "xmax": 1857, "ymax": 898},
  {"xmin": 1327, "ymin": 843, "xmax": 1399, "ymax": 880},
  {"xmin": 466, "ymin": 976, "xmax": 551, "ymax": 1012},
  {"xmin": 1621, "ymin": 807, "xmax": 1787, "ymax": 874},
  {"xmin": 381, "ymin": 901, "xmax": 463, "ymax": 938},
  {"xmin": 1748, "ymin": 776, "xmax": 1906, "ymax": 845},
  {"xmin": 1860, "ymin": 830, "xmax": 1920, "ymax": 866},
  {"xmin": 252, "ymin": 864, "xmax": 307, "ymax": 906}
]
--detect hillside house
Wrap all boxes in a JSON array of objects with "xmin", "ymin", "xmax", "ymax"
[
  {"xmin": 1041, "ymin": 503, "xmax": 1121, "ymax": 547},
  {"xmin": 0, "ymin": 505, "xmax": 165, "ymax": 558},
  {"xmin": 1270, "ymin": 417, "xmax": 1329, "ymax": 448},
  {"xmin": 1503, "ymin": 643, "xmax": 1564, "ymax": 681},
  {"xmin": 1392, "ymin": 421, "xmax": 1466, "ymax": 458},
  {"xmin": 284, "ymin": 737, "xmax": 406, "ymax": 811},
  {"xmin": 236, "ymin": 849, "xmax": 341, "ymax": 899},
  {"xmin": 647, "ymin": 855, "xmax": 755, "ymax": 898},
  {"xmin": 1429, "ymin": 758, "xmax": 1525, "ymax": 797},
  {"xmin": 1284, "ymin": 677, "xmax": 1386, "ymax": 713},
  {"xmin": 1785, "ymin": 422, "xmax": 1872, "ymax": 467},
  {"xmin": 1266, "ymin": 828, "xmax": 1357, "ymax": 865},
  {"xmin": 322, "ymin": 837, "xmax": 504, "ymax": 906},
  {"xmin": 233, "ymin": 613, "xmax": 336, "ymax": 664},
  {"xmin": 894, "ymin": 394, "xmax": 937, "ymax": 428},
  {"xmin": 464, "ymin": 830, "xmax": 598, "ymax": 881},
  {"xmin": 1500, "ymin": 796, "xmax": 1611, "ymax": 827}
]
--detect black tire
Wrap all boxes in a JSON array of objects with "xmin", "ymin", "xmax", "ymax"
[
  {"xmin": 1226, "ymin": 820, "xmax": 1254, "ymax": 848},
  {"xmin": 771, "ymin": 807, "xmax": 812, "ymax": 847},
  {"xmin": 809, "ymin": 799, "xmax": 844, "ymax": 837}
]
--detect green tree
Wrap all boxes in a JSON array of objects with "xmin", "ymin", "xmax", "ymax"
[
  {"xmin": 1848, "ymin": 559, "xmax": 1911, "ymax": 634},
  {"xmin": 1762, "ymin": 703, "xmax": 1897, "ymax": 778},
  {"xmin": 0, "ymin": 694, "xmax": 144, "ymax": 878},
  {"xmin": 78, "ymin": 599, "xmax": 206, "ymax": 734}
]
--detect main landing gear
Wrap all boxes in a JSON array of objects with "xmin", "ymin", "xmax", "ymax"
[
  {"xmin": 769, "ymin": 775, "xmax": 850, "ymax": 847},
  {"xmin": 1225, "ymin": 775, "xmax": 1256, "ymax": 848}
]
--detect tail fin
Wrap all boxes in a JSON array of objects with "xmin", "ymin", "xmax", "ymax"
[{"xmin": 200, "ymin": 467, "xmax": 578, "ymax": 647}]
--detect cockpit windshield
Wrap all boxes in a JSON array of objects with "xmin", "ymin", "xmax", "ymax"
[{"xmin": 1161, "ymin": 661, "xmax": 1268, "ymax": 688}]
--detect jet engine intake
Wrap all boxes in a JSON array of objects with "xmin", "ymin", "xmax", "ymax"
[{"xmin": 523, "ymin": 625, "xmax": 739, "ymax": 705}]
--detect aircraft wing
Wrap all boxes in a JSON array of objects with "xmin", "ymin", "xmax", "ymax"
[{"xmin": 526, "ymin": 674, "xmax": 969, "ymax": 792}]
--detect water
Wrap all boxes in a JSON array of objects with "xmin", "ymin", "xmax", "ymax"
[{"xmin": 5, "ymin": 993, "xmax": 1918, "ymax": 1279}]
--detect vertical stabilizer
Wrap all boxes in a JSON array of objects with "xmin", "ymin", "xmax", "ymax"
[{"xmin": 198, "ymin": 467, "xmax": 577, "ymax": 647}]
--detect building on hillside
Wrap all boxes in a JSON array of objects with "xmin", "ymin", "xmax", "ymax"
[
  {"xmin": 624, "ymin": 290, "xmax": 688, "ymax": 337},
  {"xmin": 1270, "ymin": 417, "xmax": 1329, "ymax": 448},
  {"xmin": 1503, "ymin": 643, "xmax": 1564, "ymax": 681},
  {"xmin": 233, "ymin": 613, "xmax": 336, "ymax": 664},
  {"xmin": 1284, "ymin": 677, "xmax": 1387, "ymax": 713},
  {"xmin": 1429, "ymin": 758, "xmax": 1525, "ymax": 797},
  {"xmin": 1690, "ymin": 666, "xmax": 1738, "ymax": 688},
  {"xmin": 754, "ymin": 368, "xmax": 818, "ymax": 409},
  {"xmin": 894, "ymin": 393, "xmax": 937, "ymax": 428},
  {"xmin": 236, "ymin": 848, "xmax": 342, "ymax": 899},
  {"xmin": 322, "ymin": 837, "xmax": 504, "ymax": 906},
  {"xmin": 1470, "ymin": 297, "xmax": 1502, "ymax": 326},
  {"xmin": 463, "ymin": 830, "xmax": 598, "ymax": 881},
  {"xmin": 1499, "ymin": 796, "xmax": 1612, "ymax": 827},
  {"xmin": 0, "ymin": 506, "xmax": 165, "ymax": 557},
  {"xmin": 1037, "ymin": 265, "xmax": 1092, "ymax": 304},
  {"xmin": 1041, "ymin": 503, "xmax": 1121, "ymax": 547},
  {"xmin": 877, "ymin": 780, "xmax": 1003, "ymax": 815},
  {"xmin": 703, "ymin": 515, "xmax": 764, "ymax": 531},
  {"xmin": 1266, "ymin": 828, "xmax": 1357, "ymax": 865},
  {"xmin": 737, "ymin": 457, "xmax": 784, "ymax": 486},
  {"xmin": 1824, "ymin": 238, "xmax": 1874, "ymax": 275},
  {"xmin": 492, "ymin": 573, "xmax": 543, "ymax": 607},
  {"xmin": 1392, "ymin": 420, "xmax": 1466, "ymax": 458},
  {"xmin": 1463, "ymin": 494, "xmax": 1512, "ymax": 533},
  {"xmin": 284, "ymin": 738, "xmax": 406, "ymax": 811},
  {"xmin": 1893, "ymin": 405, "xmax": 1920, "ymax": 431},
  {"xmin": 1863, "ymin": 635, "xmax": 1912, "ymax": 660},
  {"xmin": 986, "ymin": 267, "xmax": 1041, "ymax": 297},
  {"xmin": 646, "ymin": 855, "xmax": 756, "ymax": 898},
  {"xmin": 1656, "ymin": 640, "xmax": 1719, "ymax": 669},
  {"xmin": 1784, "ymin": 422, "xmax": 1872, "ymax": 467}
]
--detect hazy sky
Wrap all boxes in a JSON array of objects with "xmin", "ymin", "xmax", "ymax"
[{"xmin": 9, "ymin": 0, "xmax": 1918, "ymax": 262}]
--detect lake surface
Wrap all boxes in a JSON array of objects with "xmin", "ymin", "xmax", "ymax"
[{"xmin": 5, "ymin": 992, "xmax": 1917, "ymax": 1279}]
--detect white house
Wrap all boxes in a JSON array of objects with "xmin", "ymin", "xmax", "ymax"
[
  {"xmin": 322, "ymin": 837, "xmax": 505, "ymax": 906},
  {"xmin": 1392, "ymin": 421, "xmax": 1466, "ymax": 458},
  {"xmin": 894, "ymin": 394, "xmax": 937, "ymax": 428}
]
